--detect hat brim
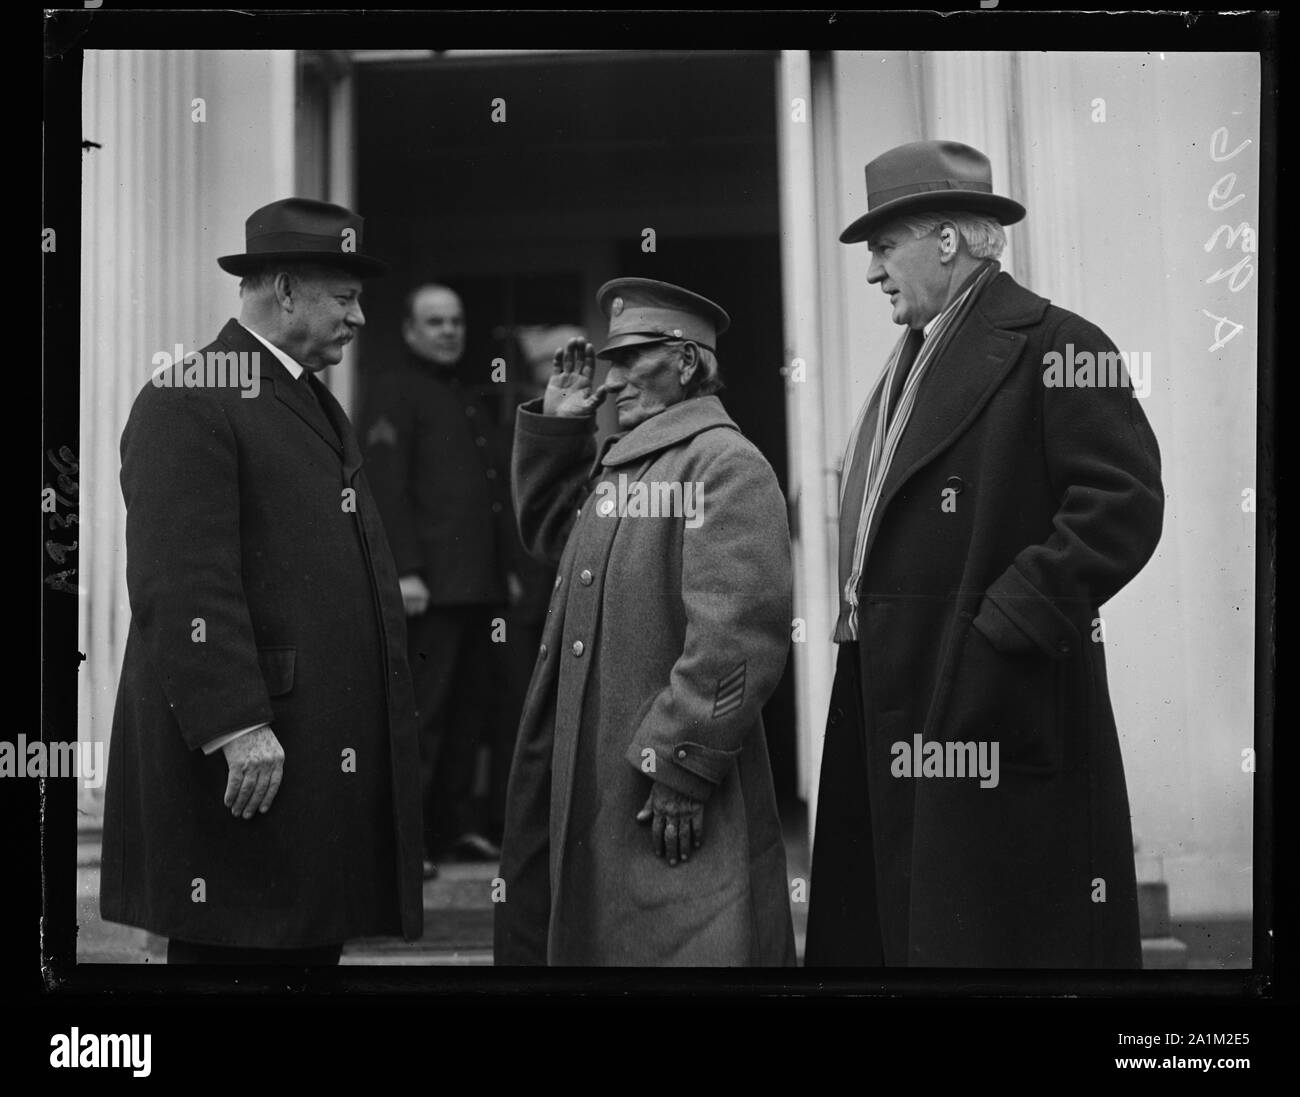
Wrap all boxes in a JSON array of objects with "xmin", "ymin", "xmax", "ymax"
[
  {"xmin": 218, "ymin": 251, "xmax": 389, "ymax": 278},
  {"xmin": 839, "ymin": 191, "xmax": 1025, "ymax": 245}
]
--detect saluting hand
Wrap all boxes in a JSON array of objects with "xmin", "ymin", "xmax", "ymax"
[
  {"xmin": 221, "ymin": 725, "xmax": 285, "ymax": 819},
  {"xmin": 544, "ymin": 337, "xmax": 608, "ymax": 418},
  {"xmin": 636, "ymin": 781, "xmax": 705, "ymax": 867}
]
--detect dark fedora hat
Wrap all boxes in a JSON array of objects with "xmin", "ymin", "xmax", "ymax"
[
  {"xmin": 839, "ymin": 140, "xmax": 1025, "ymax": 245},
  {"xmin": 218, "ymin": 197, "xmax": 389, "ymax": 277}
]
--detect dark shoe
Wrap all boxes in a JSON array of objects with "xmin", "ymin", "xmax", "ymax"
[
  {"xmin": 447, "ymin": 832, "xmax": 501, "ymax": 862},
  {"xmin": 422, "ymin": 858, "xmax": 440, "ymax": 880}
]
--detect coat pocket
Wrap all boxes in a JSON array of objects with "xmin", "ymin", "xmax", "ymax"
[
  {"xmin": 256, "ymin": 646, "xmax": 297, "ymax": 698},
  {"xmin": 943, "ymin": 612, "xmax": 1061, "ymax": 775}
]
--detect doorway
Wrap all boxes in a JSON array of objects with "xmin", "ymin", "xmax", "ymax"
[{"xmin": 352, "ymin": 49, "xmax": 796, "ymax": 802}]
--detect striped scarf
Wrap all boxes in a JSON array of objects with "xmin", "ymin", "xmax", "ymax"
[{"xmin": 833, "ymin": 260, "xmax": 999, "ymax": 642}]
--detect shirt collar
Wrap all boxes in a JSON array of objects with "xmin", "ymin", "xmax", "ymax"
[{"xmin": 239, "ymin": 321, "xmax": 305, "ymax": 380}]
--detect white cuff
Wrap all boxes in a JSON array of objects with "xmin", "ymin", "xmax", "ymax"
[{"xmin": 202, "ymin": 722, "xmax": 268, "ymax": 755}]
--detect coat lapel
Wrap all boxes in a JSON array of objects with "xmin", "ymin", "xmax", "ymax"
[
  {"xmin": 215, "ymin": 320, "xmax": 347, "ymax": 461},
  {"xmin": 314, "ymin": 379, "xmax": 364, "ymax": 479},
  {"xmin": 864, "ymin": 273, "xmax": 1049, "ymax": 561}
]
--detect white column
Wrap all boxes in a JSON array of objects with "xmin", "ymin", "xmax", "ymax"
[
  {"xmin": 78, "ymin": 50, "xmax": 295, "ymax": 823},
  {"xmin": 325, "ymin": 69, "xmax": 359, "ymax": 419},
  {"xmin": 915, "ymin": 50, "xmax": 1024, "ymax": 281},
  {"xmin": 776, "ymin": 52, "xmax": 836, "ymax": 833}
]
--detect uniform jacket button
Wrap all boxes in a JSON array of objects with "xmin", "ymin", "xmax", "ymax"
[
  {"xmin": 830, "ymin": 706, "xmax": 844, "ymax": 726},
  {"xmin": 946, "ymin": 475, "xmax": 964, "ymax": 492},
  {"xmin": 492, "ymin": 501, "xmax": 503, "ymax": 513},
  {"xmin": 580, "ymin": 568, "xmax": 593, "ymax": 585},
  {"xmin": 476, "ymin": 436, "xmax": 487, "ymax": 447},
  {"xmin": 539, "ymin": 643, "xmax": 548, "ymax": 658},
  {"xmin": 572, "ymin": 640, "xmax": 584, "ymax": 656},
  {"xmin": 676, "ymin": 748, "xmax": 688, "ymax": 760},
  {"xmin": 554, "ymin": 575, "xmax": 563, "ymax": 589},
  {"xmin": 465, "ymin": 406, "xmax": 477, "ymax": 417},
  {"xmin": 1057, "ymin": 639, "xmax": 1072, "ymax": 655},
  {"xmin": 486, "ymin": 468, "xmax": 497, "ymax": 479}
]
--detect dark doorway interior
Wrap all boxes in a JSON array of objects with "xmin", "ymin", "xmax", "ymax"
[{"xmin": 354, "ymin": 50, "xmax": 795, "ymax": 803}]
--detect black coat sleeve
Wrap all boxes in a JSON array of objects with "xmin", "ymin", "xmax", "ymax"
[
  {"xmin": 119, "ymin": 382, "xmax": 274, "ymax": 750},
  {"xmin": 974, "ymin": 313, "xmax": 1165, "ymax": 659}
]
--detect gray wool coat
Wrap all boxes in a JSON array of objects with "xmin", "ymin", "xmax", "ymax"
[{"xmin": 494, "ymin": 395, "xmax": 796, "ymax": 966}]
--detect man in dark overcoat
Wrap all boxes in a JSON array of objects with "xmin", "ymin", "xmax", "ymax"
[
  {"xmin": 357, "ymin": 285, "xmax": 514, "ymax": 872},
  {"xmin": 100, "ymin": 198, "xmax": 424, "ymax": 963},
  {"xmin": 805, "ymin": 141, "xmax": 1164, "ymax": 968},
  {"xmin": 495, "ymin": 279, "xmax": 795, "ymax": 966}
]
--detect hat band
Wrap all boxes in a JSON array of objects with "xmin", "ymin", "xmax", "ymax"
[
  {"xmin": 244, "ymin": 231, "xmax": 356, "ymax": 254},
  {"xmin": 869, "ymin": 178, "xmax": 994, "ymax": 207}
]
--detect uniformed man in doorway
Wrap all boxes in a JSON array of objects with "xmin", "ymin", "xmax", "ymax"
[{"xmin": 359, "ymin": 284, "xmax": 514, "ymax": 877}]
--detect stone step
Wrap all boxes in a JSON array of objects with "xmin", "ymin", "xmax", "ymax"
[
  {"xmin": 1142, "ymin": 936, "xmax": 1190, "ymax": 969},
  {"xmin": 342, "ymin": 949, "xmax": 493, "ymax": 966}
]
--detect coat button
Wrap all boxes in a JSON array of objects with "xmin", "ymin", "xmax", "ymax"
[
  {"xmin": 476, "ymin": 436, "xmax": 487, "ymax": 447},
  {"xmin": 492, "ymin": 501, "xmax": 503, "ymax": 513},
  {"xmin": 572, "ymin": 640, "xmax": 585, "ymax": 656},
  {"xmin": 829, "ymin": 706, "xmax": 844, "ymax": 726},
  {"xmin": 539, "ymin": 643, "xmax": 548, "ymax": 658},
  {"xmin": 485, "ymin": 468, "xmax": 497, "ymax": 480},
  {"xmin": 465, "ymin": 406, "xmax": 477, "ymax": 417},
  {"xmin": 554, "ymin": 575, "xmax": 563, "ymax": 589},
  {"xmin": 580, "ymin": 568, "xmax": 593, "ymax": 585},
  {"xmin": 676, "ymin": 748, "xmax": 688, "ymax": 760},
  {"xmin": 1057, "ymin": 639, "xmax": 1072, "ymax": 655},
  {"xmin": 576, "ymin": 507, "xmax": 582, "ymax": 519},
  {"xmin": 946, "ymin": 475, "xmax": 964, "ymax": 492}
]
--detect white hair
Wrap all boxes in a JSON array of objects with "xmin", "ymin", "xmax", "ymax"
[
  {"xmin": 238, "ymin": 261, "xmax": 348, "ymax": 297},
  {"xmin": 666, "ymin": 340, "xmax": 724, "ymax": 397},
  {"xmin": 897, "ymin": 210, "xmax": 1006, "ymax": 259}
]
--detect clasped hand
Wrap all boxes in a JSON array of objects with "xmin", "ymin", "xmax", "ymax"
[
  {"xmin": 221, "ymin": 725, "xmax": 284, "ymax": 819},
  {"xmin": 636, "ymin": 781, "xmax": 705, "ymax": 867}
]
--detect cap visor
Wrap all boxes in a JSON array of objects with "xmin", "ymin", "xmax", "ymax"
[{"xmin": 594, "ymin": 333, "xmax": 672, "ymax": 358}]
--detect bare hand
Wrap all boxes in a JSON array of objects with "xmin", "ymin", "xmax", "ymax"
[
  {"xmin": 399, "ymin": 573, "xmax": 430, "ymax": 617},
  {"xmin": 544, "ymin": 337, "xmax": 608, "ymax": 418},
  {"xmin": 635, "ymin": 781, "xmax": 705, "ymax": 867},
  {"xmin": 221, "ymin": 726, "xmax": 285, "ymax": 819}
]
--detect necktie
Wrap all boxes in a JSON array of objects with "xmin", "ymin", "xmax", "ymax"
[
  {"xmin": 301, "ymin": 372, "xmax": 342, "ymax": 446},
  {"xmin": 885, "ymin": 327, "xmax": 925, "ymax": 429}
]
